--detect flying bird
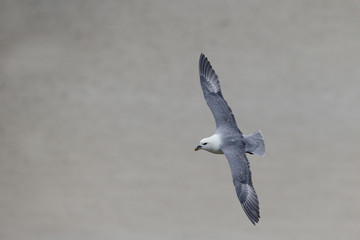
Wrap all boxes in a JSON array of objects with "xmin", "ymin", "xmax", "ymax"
[{"xmin": 195, "ymin": 53, "xmax": 265, "ymax": 225}]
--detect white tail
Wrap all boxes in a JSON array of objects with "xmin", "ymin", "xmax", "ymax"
[{"xmin": 243, "ymin": 130, "xmax": 265, "ymax": 157}]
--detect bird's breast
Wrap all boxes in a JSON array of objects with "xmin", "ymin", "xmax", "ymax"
[{"xmin": 208, "ymin": 149, "xmax": 224, "ymax": 154}]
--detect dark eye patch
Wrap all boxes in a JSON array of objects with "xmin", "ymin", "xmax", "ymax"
[{"xmin": 203, "ymin": 143, "xmax": 207, "ymax": 145}]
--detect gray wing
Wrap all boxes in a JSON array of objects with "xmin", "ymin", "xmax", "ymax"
[
  {"xmin": 222, "ymin": 145, "xmax": 260, "ymax": 225},
  {"xmin": 199, "ymin": 54, "xmax": 240, "ymax": 131}
]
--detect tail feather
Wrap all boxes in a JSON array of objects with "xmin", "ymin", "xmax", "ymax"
[{"xmin": 244, "ymin": 130, "xmax": 265, "ymax": 157}]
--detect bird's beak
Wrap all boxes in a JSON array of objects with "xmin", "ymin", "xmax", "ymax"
[{"xmin": 194, "ymin": 145, "xmax": 201, "ymax": 151}]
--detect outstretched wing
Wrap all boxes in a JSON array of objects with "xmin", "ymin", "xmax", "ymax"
[
  {"xmin": 222, "ymin": 145, "xmax": 260, "ymax": 225},
  {"xmin": 199, "ymin": 53, "xmax": 239, "ymax": 131}
]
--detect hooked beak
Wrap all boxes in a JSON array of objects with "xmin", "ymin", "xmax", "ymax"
[{"xmin": 194, "ymin": 145, "xmax": 202, "ymax": 151}]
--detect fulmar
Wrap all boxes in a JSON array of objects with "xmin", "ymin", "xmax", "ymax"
[{"xmin": 195, "ymin": 53, "xmax": 265, "ymax": 225}]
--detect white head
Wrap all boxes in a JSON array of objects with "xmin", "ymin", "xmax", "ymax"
[{"xmin": 194, "ymin": 134, "xmax": 222, "ymax": 154}]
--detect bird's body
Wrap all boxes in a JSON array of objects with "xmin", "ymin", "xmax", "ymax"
[{"xmin": 195, "ymin": 53, "xmax": 265, "ymax": 225}]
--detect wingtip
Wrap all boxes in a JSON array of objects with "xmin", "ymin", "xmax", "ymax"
[
  {"xmin": 199, "ymin": 53, "xmax": 206, "ymax": 65},
  {"xmin": 199, "ymin": 53, "xmax": 208, "ymax": 76},
  {"xmin": 198, "ymin": 53, "xmax": 223, "ymax": 103},
  {"xmin": 242, "ymin": 202, "xmax": 260, "ymax": 225},
  {"xmin": 236, "ymin": 183, "xmax": 260, "ymax": 225},
  {"xmin": 198, "ymin": 53, "xmax": 213, "ymax": 78}
]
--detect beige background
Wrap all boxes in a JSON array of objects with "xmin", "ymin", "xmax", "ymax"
[{"xmin": 1, "ymin": 1, "xmax": 360, "ymax": 239}]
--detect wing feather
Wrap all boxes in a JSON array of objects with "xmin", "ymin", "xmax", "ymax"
[
  {"xmin": 222, "ymin": 145, "xmax": 260, "ymax": 225},
  {"xmin": 199, "ymin": 54, "xmax": 239, "ymax": 131}
]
